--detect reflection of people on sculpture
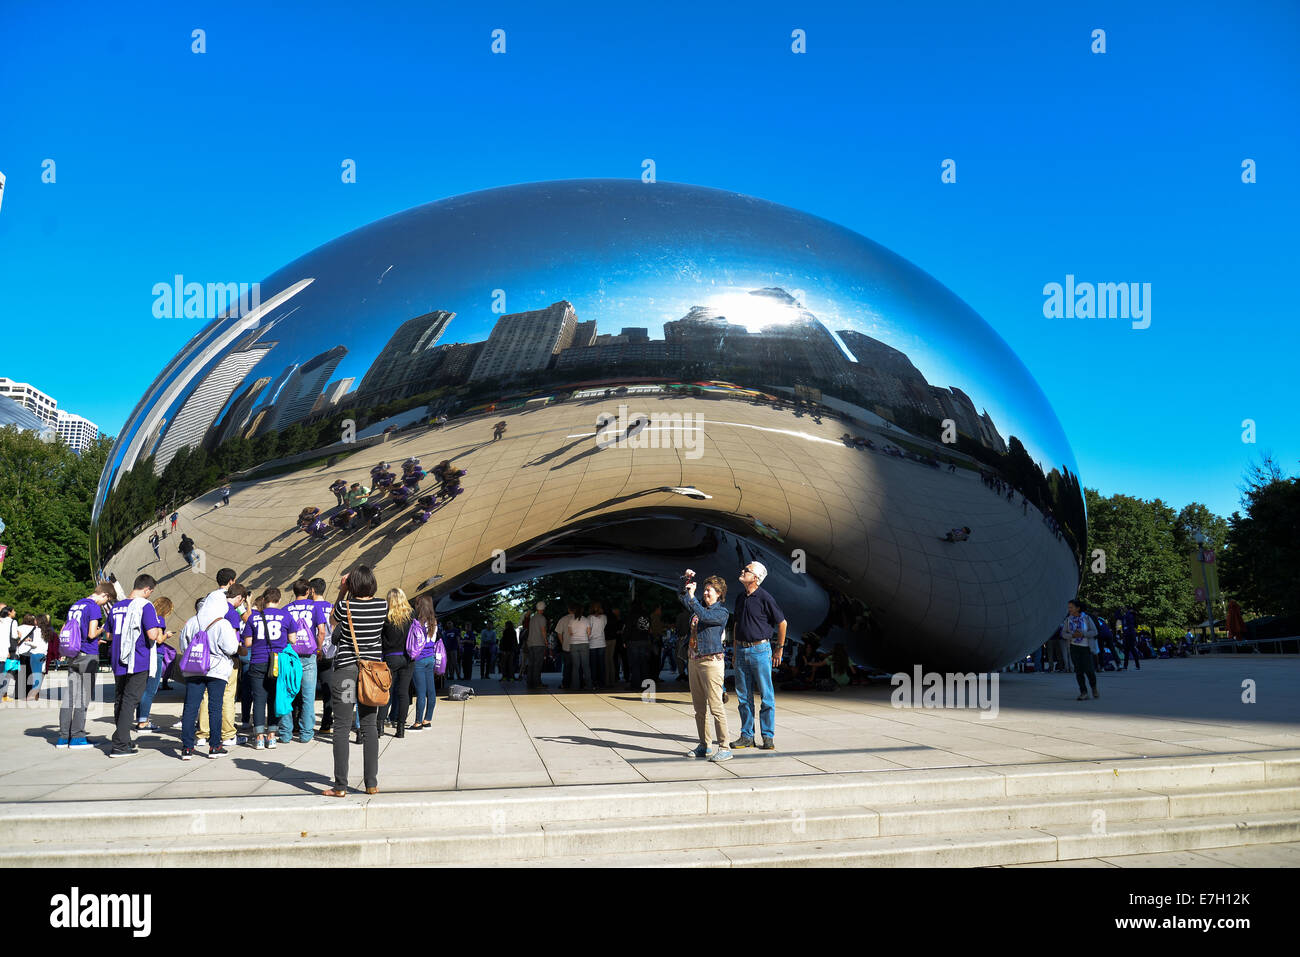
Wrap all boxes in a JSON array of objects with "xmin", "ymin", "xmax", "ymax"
[
  {"xmin": 346, "ymin": 483, "xmax": 370, "ymax": 509},
  {"xmin": 359, "ymin": 501, "xmax": 383, "ymax": 528},
  {"xmin": 941, "ymin": 526, "xmax": 971, "ymax": 542},
  {"xmin": 329, "ymin": 478, "xmax": 348, "ymax": 507}
]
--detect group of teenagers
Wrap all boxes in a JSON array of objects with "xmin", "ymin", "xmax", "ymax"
[
  {"xmin": 49, "ymin": 565, "xmax": 448, "ymax": 795},
  {"xmin": 42, "ymin": 553, "xmax": 794, "ymax": 787}
]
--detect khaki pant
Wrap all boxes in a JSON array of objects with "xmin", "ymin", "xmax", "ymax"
[
  {"xmin": 198, "ymin": 666, "xmax": 238, "ymax": 740},
  {"xmin": 688, "ymin": 656, "xmax": 728, "ymax": 747}
]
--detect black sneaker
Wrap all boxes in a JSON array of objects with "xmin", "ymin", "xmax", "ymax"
[
  {"xmin": 108, "ymin": 746, "xmax": 139, "ymax": 758},
  {"xmin": 208, "ymin": 746, "xmax": 229, "ymax": 758},
  {"xmin": 758, "ymin": 740, "xmax": 776, "ymax": 751},
  {"xmin": 181, "ymin": 748, "xmax": 194, "ymax": 761},
  {"xmin": 730, "ymin": 735, "xmax": 754, "ymax": 749}
]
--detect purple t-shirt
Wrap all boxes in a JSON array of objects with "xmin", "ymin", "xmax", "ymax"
[
  {"xmin": 107, "ymin": 599, "xmax": 165, "ymax": 676},
  {"xmin": 284, "ymin": 598, "xmax": 325, "ymax": 647},
  {"xmin": 240, "ymin": 607, "xmax": 295, "ymax": 664},
  {"xmin": 225, "ymin": 604, "xmax": 243, "ymax": 634},
  {"xmin": 66, "ymin": 598, "xmax": 103, "ymax": 652}
]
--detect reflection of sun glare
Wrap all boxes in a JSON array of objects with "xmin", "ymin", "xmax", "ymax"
[{"xmin": 703, "ymin": 290, "xmax": 799, "ymax": 333}]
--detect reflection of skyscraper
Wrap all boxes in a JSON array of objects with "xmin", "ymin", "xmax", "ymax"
[
  {"xmin": 838, "ymin": 330, "xmax": 942, "ymax": 416},
  {"xmin": 469, "ymin": 301, "xmax": 577, "ymax": 381},
  {"xmin": 354, "ymin": 310, "xmax": 454, "ymax": 406},
  {"xmin": 214, "ymin": 376, "xmax": 272, "ymax": 445},
  {"xmin": 573, "ymin": 319, "xmax": 598, "ymax": 348},
  {"xmin": 268, "ymin": 346, "xmax": 347, "ymax": 431},
  {"xmin": 152, "ymin": 331, "xmax": 277, "ymax": 472},
  {"xmin": 311, "ymin": 377, "xmax": 355, "ymax": 414},
  {"xmin": 437, "ymin": 342, "xmax": 485, "ymax": 384}
]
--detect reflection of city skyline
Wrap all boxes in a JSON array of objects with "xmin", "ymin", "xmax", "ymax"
[
  {"xmin": 125, "ymin": 280, "xmax": 1025, "ymax": 481},
  {"xmin": 335, "ymin": 285, "xmax": 1011, "ymax": 455}
]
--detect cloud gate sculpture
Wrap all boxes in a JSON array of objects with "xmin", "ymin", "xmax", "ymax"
[{"xmin": 92, "ymin": 179, "xmax": 1084, "ymax": 672}]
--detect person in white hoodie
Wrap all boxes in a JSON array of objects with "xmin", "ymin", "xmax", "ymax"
[
  {"xmin": 178, "ymin": 591, "xmax": 241, "ymax": 759},
  {"xmin": 105, "ymin": 574, "xmax": 165, "ymax": 757}
]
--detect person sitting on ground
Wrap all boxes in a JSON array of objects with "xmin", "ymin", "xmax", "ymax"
[
  {"xmin": 373, "ymin": 469, "xmax": 396, "ymax": 490},
  {"xmin": 330, "ymin": 508, "xmax": 358, "ymax": 531},
  {"xmin": 389, "ymin": 483, "xmax": 416, "ymax": 507},
  {"xmin": 942, "ymin": 526, "xmax": 971, "ymax": 542},
  {"xmin": 298, "ymin": 506, "xmax": 321, "ymax": 529}
]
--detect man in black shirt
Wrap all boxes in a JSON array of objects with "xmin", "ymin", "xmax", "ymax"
[{"xmin": 730, "ymin": 561, "xmax": 786, "ymax": 751}]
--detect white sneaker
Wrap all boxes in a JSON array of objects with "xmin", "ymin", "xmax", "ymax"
[
  {"xmin": 223, "ymin": 737, "xmax": 238, "ymax": 746},
  {"xmin": 266, "ymin": 737, "xmax": 277, "ymax": 750}
]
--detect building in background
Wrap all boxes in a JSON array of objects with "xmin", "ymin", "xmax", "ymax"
[
  {"xmin": 0, "ymin": 378, "xmax": 58, "ymax": 428},
  {"xmin": 54, "ymin": 410, "xmax": 100, "ymax": 453},
  {"xmin": 0, "ymin": 376, "xmax": 99, "ymax": 451},
  {"xmin": 0, "ymin": 394, "xmax": 46, "ymax": 434}
]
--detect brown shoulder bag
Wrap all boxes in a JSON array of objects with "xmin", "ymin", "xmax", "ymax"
[{"xmin": 345, "ymin": 599, "xmax": 392, "ymax": 706}]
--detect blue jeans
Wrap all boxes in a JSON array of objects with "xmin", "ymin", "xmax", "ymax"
[
  {"xmin": 734, "ymin": 641, "xmax": 776, "ymax": 741},
  {"xmin": 183, "ymin": 676, "xmax": 226, "ymax": 750},
  {"xmin": 412, "ymin": 656, "xmax": 437, "ymax": 722},
  {"xmin": 136, "ymin": 655, "xmax": 162, "ymax": 721},
  {"xmin": 568, "ymin": 646, "xmax": 591, "ymax": 689},
  {"xmin": 248, "ymin": 661, "xmax": 292, "ymax": 739},
  {"xmin": 29, "ymin": 654, "xmax": 46, "ymax": 693},
  {"xmin": 295, "ymin": 655, "xmax": 318, "ymax": 741}
]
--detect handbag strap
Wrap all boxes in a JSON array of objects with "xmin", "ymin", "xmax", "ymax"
[{"xmin": 345, "ymin": 599, "xmax": 362, "ymax": 661}]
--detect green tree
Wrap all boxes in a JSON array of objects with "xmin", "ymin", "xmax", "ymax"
[
  {"xmin": 0, "ymin": 427, "xmax": 110, "ymax": 615},
  {"xmin": 1219, "ymin": 456, "xmax": 1300, "ymax": 618},
  {"xmin": 1078, "ymin": 489, "xmax": 1189, "ymax": 628}
]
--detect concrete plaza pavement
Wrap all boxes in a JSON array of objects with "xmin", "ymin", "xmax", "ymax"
[{"xmin": 3, "ymin": 656, "xmax": 1297, "ymax": 805}]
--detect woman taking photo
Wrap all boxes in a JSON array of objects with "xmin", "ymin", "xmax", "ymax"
[
  {"xmin": 679, "ymin": 570, "xmax": 732, "ymax": 762},
  {"xmin": 325, "ymin": 565, "xmax": 387, "ymax": 796},
  {"xmin": 379, "ymin": 587, "xmax": 415, "ymax": 738}
]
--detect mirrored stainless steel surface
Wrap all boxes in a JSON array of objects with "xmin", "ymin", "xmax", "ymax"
[{"xmin": 93, "ymin": 179, "xmax": 1084, "ymax": 671}]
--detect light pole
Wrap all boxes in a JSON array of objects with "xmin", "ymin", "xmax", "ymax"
[{"xmin": 1193, "ymin": 530, "xmax": 1216, "ymax": 641}]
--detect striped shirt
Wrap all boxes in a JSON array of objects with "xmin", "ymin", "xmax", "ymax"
[{"xmin": 331, "ymin": 596, "xmax": 388, "ymax": 670}]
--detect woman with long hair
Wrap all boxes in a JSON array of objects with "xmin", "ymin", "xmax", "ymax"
[
  {"xmin": 240, "ymin": 588, "xmax": 295, "ymax": 748},
  {"xmin": 408, "ymin": 594, "xmax": 439, "ymax": 730},
  {"xmin": 379, "ymin": 587, "xmax": 415, "ymax": 737},
  {"xmin": 566, "ymin": 602, "xmax": 592, "ymax": 691},
  {"xmin": 324, "ymin": 565, "xmax": 387, "ymax": 796}
]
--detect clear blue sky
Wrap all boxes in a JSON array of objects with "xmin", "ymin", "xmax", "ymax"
[{"xmin": 1, "ymin": 0, "xmax": 1296, "ymax": 521}]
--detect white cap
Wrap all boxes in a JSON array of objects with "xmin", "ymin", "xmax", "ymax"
[{"xmin": 750, "ymin": 561, "xmax": 768, "ymax": 583}]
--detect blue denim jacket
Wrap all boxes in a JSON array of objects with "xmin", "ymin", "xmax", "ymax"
[{"xmin": 678, "ymin": 589, "xmax": 729, "ymax": 657}]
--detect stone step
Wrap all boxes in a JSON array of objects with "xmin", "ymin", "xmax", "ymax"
[
  {"xmin": 4, "ymin": 752, "xmax": 1297, "ymax": 845},
  {"xmin": 6, "ymin": 782, "xmax": 1298, "ymax": 867},
  {"xmin": 486, "ymin": 809, "xmax": 1300, "ymax": 868}
]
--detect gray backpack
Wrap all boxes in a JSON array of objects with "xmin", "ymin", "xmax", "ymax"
[{"xmin": 447, "ymin": 684, "xmax": 476, "ymax": 701}]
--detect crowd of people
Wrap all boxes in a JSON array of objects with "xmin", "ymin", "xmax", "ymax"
[
  {"xmin": 310, "ymin": 458, "xmax": 469, "ymax": 538},
  {"xmin": 14, "ymin": 566, "xmax": 463, "ymax": 794}
]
